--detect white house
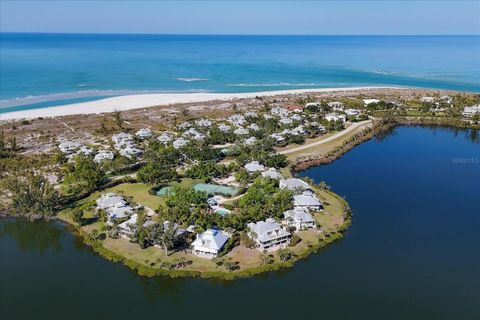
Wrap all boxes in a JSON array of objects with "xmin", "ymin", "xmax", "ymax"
[
  {"xmin": 94, "ymin": 150, "xmax": 114, "ymax": 163},
  {"xmin": 195, "ymin": 119, "xmax": 212, "ymax": 127},
  {"xmin": 344, "ymin": 109, "xmax": 361, "ymax": 116},
  {"xmin": 283, "ymin": 207, "xmax": 316, "ymax": 231},
  {"xmin": 271, "ymin": 107, "xmax": 289, "ymax": 117},
  {"xmin": 290, "ymin": 114, "xmax": 303, "ymax": 122},
  {"xmin": 247, "ymin": 218, "xmax": 290, "ymax": 251},
  {"xmin": 325, "ymin": 113, "xmax": 347, "ymax": 122},
  {"xmin": 78, "ymin": 145, "xmax": 94, "ymax": 156},
  {"xmin": 279, "ymin": 117, "xmax": 293, "ymax": 125},
  {"xmin": 112, "ymin": 132, "xmax": 134, "ymax": 147},
  {"xmin": 293, "ymin": 190, "xmax": 322, "ymax": 210},
  {"xmin": 463, "ymin": 105, "xmax": 480, "ymax": 117},
  {"xmin": 245, "ymin": 161, "xmax": 266, "ymax": 173},
  {"xmin": 363, "ymin": 99, "xmax": 381, "ymax": 106},
  {"xmin": 228, "ymin": 114, "xmax": 246, "ymax": 126},
  {"xmin": 279, "ymin": 178, "xmax": 310, "ymax": 192},
  {"xmin": 245, "ymin": 111, "xmax": 257, "ymax": 118},
  {"xmin": 119, "ymin": 145, "xmax": 142, "ymax": 159},
  {"xmin": 135, "ymin": 128, "xmax": 152, "ymax": 139},
  {"xmin": 234, "ymin": 127, "xmax": 249, "ymax": 136},
  {"xmin": 248, "ymin": 123, "xmax": 260, "ymax": 131},
  {"xmin": 191, "ymin": 229, "xmax": 230, "ymax": 258},
  {"xmin": 270, "ymin": 133, "xmax": 285, "ymax": 143},
  {"xmin": 58, "ymin": 141, "xmax": 82, "ymax": 154},
  {"xmin": 244, "ymin": 136, "xmax": 257, "ymax": 146},
  {"xmin": 96, "ymin": 193, "xmax": 127, "ymax": 209},
  {"xmin": 218, "ymin": 123, "xmax": 232, "ymax": 132},
  {"xmin": 173, "ymin": 138, "xmax": 189, "ymax": 149},
  {"xmin": 261, "ymin": 167, "xmax": 284, "ymax": 180},
  {"xmin": 157, "ymin": 132, "xmax": 173, "ymax": 144}
]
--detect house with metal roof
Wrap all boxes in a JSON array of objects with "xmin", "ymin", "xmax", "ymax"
[
  {"xmin": 244, "ymin": 161, "xmax": 266, "ymax": 173},
  {"xmin": 135, "ymin": 128, "xmax": 152, "ymax": 139},
  {"xmin": 58, "ymin": 141, "xmax": 82, "ymax": 154},
  {"xmin": 283, "ymin": 207, "xmax": 316, "ymax": 231},
  {"xmin": 261, "ymin": 167, "xmax": 284, "ymax": 180},
  {"xmin": 279, "ymin": 178, "xmax": 310, "ymax": 192},
  {"xmin": 191, "ymin": 229, "xmax": 230, "ymax": 258},
  {"xmin": 293, "ymin": 190, "xmax": 322, "ymax": 210},
  {"xmin": 247, "ymin": 218, "xmax": 291, "ymax": 250}
]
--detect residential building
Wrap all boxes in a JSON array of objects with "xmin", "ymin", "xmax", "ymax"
[
  {"xmin": 195, "ymin": 119, "xmax": 212, "ymax": 127},
  {"xmin": 344, "ymin": 109, "xmax": 361, "ymax": 116},
  {"xmin": 157, "ymin": 132, "xmax": 173, "ymax": 144},
  {"xmin": 283, "ymin": 207, "xmax": 316, "ymax": 231},
  {"xmin": 325, "ymin": 112, "xmax": 346, "ymax": 122},
  {"xmin": 173, "ymin": 138, "xmax": 189, "ymax": 149},
  {"xmin": 293, "ymin": 190, "xmax": 322, "ymax": 210},
  {"xmin": 363, "ymin": 99, "xmax": 381, "ymax": 106},
  {"xmin": 245, "ymin": 161, "xmax": 266, "ymax": 173},
  {"xmin": 279, "ymin": 178, "xmax": 310, "ymax": 192},
  {"xmin": 135, "ymin": 128, "xmax": 152, "ymax": 139},
  {"xmin": 463, "ymin": 105, "xmax": 480, "ymax": 117},
  {"xmin": 234, "ymin": 127, "xmax": 249, "ymax": 135},
  {"xmin": 191, "ymin": 229, "xmax": 230, "ymax": 258},
  {"xmin": 261, "ymin": 168, "xmax": 284, "ymax": 180},
  {"xmin": 218, "ymin": 123, "xmax": 232, "ymax": 132},
  {"xmin": 58, "ymin": 141, "xmax": 81, "ymax": 154},
  {"xmin": 94, "ymin": 150, "xmax": 114, "ymax": 163},
  {"xmin": 247, "ymin": 218, "xmax": 291, "ymax": 250}
]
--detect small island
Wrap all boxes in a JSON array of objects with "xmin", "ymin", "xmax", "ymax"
[{"xmin": 1, "ymin": 88, "xmax": 479, "ymax": 279}]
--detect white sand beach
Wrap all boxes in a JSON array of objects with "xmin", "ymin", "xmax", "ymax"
[{"xmin": 1, "ymin": 87, "xmax": 394, "ymax": 121}]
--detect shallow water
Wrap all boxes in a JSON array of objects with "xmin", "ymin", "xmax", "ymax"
[
  {"xmin": 1, "ymin": 34, "xmax": 479, "ymax": 112},
  {"xmin": 1, "ymin": 126, "xmax": 479, "ymax": 319}
]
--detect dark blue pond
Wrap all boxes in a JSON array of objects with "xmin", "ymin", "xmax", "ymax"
[{"xmin": 1, "ymin": 126, "xmax": 479, "ymax": 319}]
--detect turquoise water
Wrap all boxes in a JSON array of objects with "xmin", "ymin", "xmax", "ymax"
[
  {"xmin": 0, "ymin": 126, "xmax": 479, "ymax": 319},
  {"xmin": 1, "ymin": 33, "xmax": 479, "ymax": 113},
  {"xmin": 215, "ymin": 209, "xmax": 231, "ymax": 216}
]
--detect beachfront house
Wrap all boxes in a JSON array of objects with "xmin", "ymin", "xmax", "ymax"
[
  {"xmin": 94, "ymin": 150, "xmax": 114, "ymax": 163},
  {"xmin": 363, "ymin": 99, "xmax": 381, "ymax": 106},
  {"xmin": 247, "ymin": 218, "xmax": 291, "ymax": 251},
  {"xmin": 58, "ymin": 141, "xmax": 82, "ymax": 154},
  {"xmin": 245, "ymin": 161, "xmax": 266, "ymax": 173},
  {"xmin": 245, "ymin": 111, "xmax": 257, "ymax": 118},
  {"xmin": 279, "ymin": 178, "xmax": 310, "ymax": 192},
  {"xmin": 261, "ymin": 168, "xmax": 284, "ymax": 180},
  {"xmin": 191, "ymin": 229, "xmax": 230, "ymax": 259},
  {"xmin": 327, "ymin": 101, "xmax": 344, "ymax": 111},
  {"xmin": 325, "ymin": 112, "xmax": 346, "ymax": 122},
  {"xmin": 270, "ymin": 133, "xmax": 286, "ymax": 143},
  {"xmin": 248, "ymin": 123, "xmax": 260, "ymax": 131},
  {"xmin": 271, "ymin": 107, "xmax": 289, "ymax": 117},
  {"xmin": 293, "ymin": 190, "xmax": 322, "ymax": 211},
  {"xmin": 283, "ymin": 207, "xmax": 316, "ymax": 231},
  {"xmin": 135, "ymin": 128, "xmax": 152, "ymax": 139}
]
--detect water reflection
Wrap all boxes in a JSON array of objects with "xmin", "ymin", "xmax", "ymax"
[{"xmin": 0, "ymin": 218, "xmax": 64, "ymax": 253}]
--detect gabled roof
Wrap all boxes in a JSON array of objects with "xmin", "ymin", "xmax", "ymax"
[
  {"xmin": 279, "ymin": 178, "xmax": 310, "ymax": 191},
  {"xmin": 192, "ymin": 229, "xmax": 230, "ymax": 251},
  {"xmin": 283, "ymin": 207, "xmax": 315, "ymax": 223},
  {"xmin": 248, "ymin": 219, "xmax": 290, "ymax": 243},
  {"xmin": 293, "ymin": 191, "xmax": 322, "ymax": 208}
]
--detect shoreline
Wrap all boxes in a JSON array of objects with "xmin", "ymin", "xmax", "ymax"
[{"xmin": 1, "ymin": 86, "xmax": 397, "ymax": 121}]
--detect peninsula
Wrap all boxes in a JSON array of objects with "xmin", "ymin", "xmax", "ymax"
[{"xmin": 1, "ymin": 87, "xmax": 479, "ymax": 279}]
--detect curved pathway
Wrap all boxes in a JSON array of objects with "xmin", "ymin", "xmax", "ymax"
[{"xmin": 279, "ymin": 120, "xmax": 372, "ymax": 155}]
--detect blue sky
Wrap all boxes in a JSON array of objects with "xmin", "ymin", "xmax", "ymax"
[{"xmin": 1, "ymin": 1, "xmax": 479, "ymax": 35}]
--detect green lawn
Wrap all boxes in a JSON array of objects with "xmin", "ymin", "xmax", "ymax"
[{"xmin": 107, "ymin": 183, "xmax": 165, "ymax": 210}]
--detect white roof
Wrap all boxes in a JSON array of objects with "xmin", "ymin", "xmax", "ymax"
[
  {"xmin": 244, "ymin": 137, "xmax": 257, "ymax": 146},
  {"xmin": 173, "ymin": 138, "xmax": 188, "ymax": 149},
  {"xmin": 261, "ymin": 168, "xmax": 284, "ymax": 180},
  {"xmin": 245, "ymin": 161, "xmax": 266, "ymax": 173},
  {"xmin": 195, "ymin": 119, "xmax": 212, "ymax": 127},
  {"xmin": 279, "ymin": 178, "xmax": 310, "ymax": 191},
  {"xmin": 192, "ymin": 229, "xmax": 230, "ymax": 251},
  {"xmin": 94, "ymin": 150, "xmax": 114, "ymax": 162},
  {"xmin": 293, "ymin": 191, "xmax": 322, "ymax": 208},
  {"xmin": 363, "ymin": 99, "xmax": 381, "ymax": 105},
  {"xmin": 283, "ymin": 207, "xmax": 315, "ymax": 223},
  {"xmin": 248, "ymin": 219, "xmax": 290, "ymax": 243},
  {"xmin": 135, "ymin": 128, "xmax": 152, "ymax": 138},
  {"xmin": 157, "ymin": 132, "xmax": 173, "ymax": 143},
  {"xmin": 234, "ymin": 128, "xmax": 249, "ymax": 135},
  {"xmin": 96, "ymin": 193, "xmax": 127, "ymax": 209}
]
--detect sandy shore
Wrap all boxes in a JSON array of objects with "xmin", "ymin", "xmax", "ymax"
[{"xmin": 1, "ymin": 87, "xmax": 394, "ymax": 121}]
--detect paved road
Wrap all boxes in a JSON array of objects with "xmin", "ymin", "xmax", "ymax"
[{"xmin": 279, "ymin": 120, "xmax": 373, "ymax": 155}]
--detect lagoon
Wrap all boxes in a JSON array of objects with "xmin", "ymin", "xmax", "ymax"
[{"xmin": 1, "ymin": 126, "xmax": 479, "ymax": 319}]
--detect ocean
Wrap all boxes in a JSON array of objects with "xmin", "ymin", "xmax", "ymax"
[{"xmin": 1, "ymin": 33, "xmax": 479, "ymax": 113}]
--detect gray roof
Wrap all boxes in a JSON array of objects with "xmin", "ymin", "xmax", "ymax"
[
  {"xmin": 279, "ymin": 178, "xmax": 310, "ymax": 191},
  {"xmin": 293, "ymin": 191, "xmax": 322, "ymax": 208},
  {"xmin": 245, "ymin": 161, "xmax": 266, "ymax": 173},
  {"xmin": 283, "ymin": 207, "xmax": 315, "ymax": 223},
  {"xmin": 248, "ymin": 219, "xmax": 290, "ymax": 243},
  {"xmin": 261, "ymin": 168, "xmax": 284, "ymax": 180},
  {"xmin": 96, "ymin": 193, "xmax": 127, "ymax": 209}
]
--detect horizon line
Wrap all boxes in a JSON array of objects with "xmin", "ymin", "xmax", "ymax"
[{"xmin": 1, "ymin": 31, "xmax": 479, "ymax": 37}]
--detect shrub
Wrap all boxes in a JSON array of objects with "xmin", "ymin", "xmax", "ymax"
[
  {"xmin": 278, "ymin": 249, "xmax": 293, "ymax": 261},
  {"xmin": 289, "ymin": 234, "xmax": 302, "ymax": 247}
]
